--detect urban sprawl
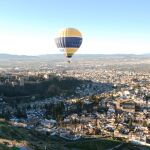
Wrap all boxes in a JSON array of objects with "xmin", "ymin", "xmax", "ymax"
[{"xmin": 0, "ymin": 55, "xmax": 150, "ymax": 148}]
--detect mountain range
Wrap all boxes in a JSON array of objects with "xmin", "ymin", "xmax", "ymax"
[{"xmin": 0, "ymin": 53, "xmax": 150, "ymax": 61}]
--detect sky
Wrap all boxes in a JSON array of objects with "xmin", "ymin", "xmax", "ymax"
[{"xmin": 0, "ymin": 0, "xmax": 150, "ymax": 55}]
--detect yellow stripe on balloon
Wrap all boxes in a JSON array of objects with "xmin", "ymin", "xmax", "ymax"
[
  {"xmin": 64, "ymin": 48, "xmax": 77, "ymax": 53},
  {"xmin": 57, "ymin": 28, "xmax": 82, "ymax": 37},
  {"xmin": 64, "ymin": 53, "xmax": 73, "ymax": 57}
]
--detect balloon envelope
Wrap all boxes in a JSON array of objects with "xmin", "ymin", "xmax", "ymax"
[{"xmin": 55, "ymin": 28, "xmax": 82, "ymax": 58}]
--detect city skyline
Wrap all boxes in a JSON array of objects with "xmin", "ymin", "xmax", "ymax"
[{"xmin": 0, "ymin": 0, "xmax": 150, "ymax": 55}]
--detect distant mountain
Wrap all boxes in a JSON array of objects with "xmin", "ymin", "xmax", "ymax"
[
  {"xmin": 0, "ymin": 53, "xmax": 150, "ymax": 61},
  {"xmin": 0, "ymin": 54, "xmax": 37, "ymax": 59}
]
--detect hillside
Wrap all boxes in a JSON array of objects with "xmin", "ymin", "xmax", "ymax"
[
  {"xmin": 0, "ymin": 119, "xmax": 65, "ymax": 150},
  {"xmin": 0, "ymin": 53, "xmax": 150, "ymax": 61},
  {"xmin": 1, "ymin": 119, "xmax": 150, "ymax": 150}
]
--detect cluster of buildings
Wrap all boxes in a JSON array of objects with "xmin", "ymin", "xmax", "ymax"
[
  {"xmin": 0, "ymin": 61, "xmax": 150, "ymax": 147},
  {"xmin": 0, "ymin": 71, "xmax": 56, "ymax": 87}
]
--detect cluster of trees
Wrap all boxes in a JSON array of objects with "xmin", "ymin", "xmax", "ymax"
[
  {"xmin": 0, "ymin": 76, "xmax": 84, "ymax": 97},
  {"xmin": 44, "ymin": 102, "xmax": 65, "ymax": 121}
]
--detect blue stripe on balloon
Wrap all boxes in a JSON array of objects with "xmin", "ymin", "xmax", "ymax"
[{"xmin": 55, "ymin": 37, "xmax": 82, "ymax": 48}]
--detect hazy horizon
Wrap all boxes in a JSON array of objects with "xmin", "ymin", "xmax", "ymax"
[{"xmin": 0, "ymin": 52, "xmax": 150, "ymax": 57}]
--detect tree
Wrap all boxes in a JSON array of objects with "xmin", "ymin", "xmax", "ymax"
[
  {"xmin": 129, "ymin": 118, "xmax": 133, "ymax": 130},
  {"xmin": 143, "ymin": 120, "xmax": 147, "ymax": 127},
  {"xmin": 15, "ymin": 107, "xmax": 27, "ymax": 118}
]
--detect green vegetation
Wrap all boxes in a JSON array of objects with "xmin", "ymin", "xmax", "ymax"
[
  {"xmin": 0, "ymin": 119, "xmax": 65, "ymax": 150},
  {"xmin": 0, "ymin": 76, "xmax": 84, "ymax": 98},
  {"xmin": 66, "ymin": 139, "xmax": 121, "ymax": 150},
  {"xmin": 11, "ymin": 147, "xmax": 19, "ymax": 150},
  {"xmin": 0, "ymin": 146, "xmax": 20, "ymax": 150},
  {"xmin": 114, "ymin": 143, "xmax": 150, "ymax": 150},
  {"xmin": 0, "ymin": 120, "xmax": 30, "ymax": 141},
  {"xmin": 0, "ymin": 144, "xmax": 10, "ymax": 150},
  {"xmin": 1, "ymin": 120, "xmax": 149, "ymax": 150},
  {"xmin": 66, "ymin": 139, "xmax": 150, "ymax": 150}
]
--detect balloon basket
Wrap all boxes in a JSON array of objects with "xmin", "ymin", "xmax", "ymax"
[{"xmin": 67, "ymin": 58, "xmax": 71, "ymax": 63}]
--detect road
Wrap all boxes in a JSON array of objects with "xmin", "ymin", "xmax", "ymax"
[{"xmin": 107, "ymin": 143, "xmax": 123, "ymax": 150}]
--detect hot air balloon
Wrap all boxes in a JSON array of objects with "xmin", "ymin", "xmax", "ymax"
[{"xmin": 55, "ymin": 28, "xmax": 82, "ymax": 63}]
